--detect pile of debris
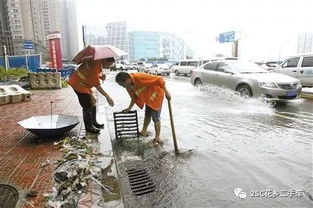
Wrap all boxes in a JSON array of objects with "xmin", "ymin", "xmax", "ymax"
[{"xmin": 44, "ymin": 136, "xmax": 112, "ymax": 207}]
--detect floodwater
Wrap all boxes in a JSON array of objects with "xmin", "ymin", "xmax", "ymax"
[{"xmin": 101, "ymin": 71, "xmax": 313, "ymax": 208}]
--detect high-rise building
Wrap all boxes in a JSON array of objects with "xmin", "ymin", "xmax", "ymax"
[
  {"xmin": 61, "ymin": 0, "xmax": 79, "ymax": 61},
  {"xmin": 45, "ymin": 0, "xmax": 79, "ymax": 61},
  {"xmin": 0, "ymin": 0, "xmax": 79, "ymax": 62},
  {"xmin": 297, "ymin": 33, "xmax": 313, "ymax": 54},
  {"xmin": 0, "ymin": 0, "xmax": 48, "ymax": 56},
  {"xmin": 0, "ymin": 0, "xmax": 14, "ymax": 55},
  {"xmin": 105, "ymin": 21, "xmax": 128, "ymax": 55},
  {"xmin": 85, "ymin": 25, "xmax": 107, "ymax": 46},
  {"xmin": 85, "ymin": 21, "xmax": 129, "ymax": 59}
]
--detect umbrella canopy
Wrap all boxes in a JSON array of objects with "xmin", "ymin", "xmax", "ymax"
[
  {"xmin": 18, "ymin": 114, "xmax": 79, "ymax": 136},
  {"xmin": 72, "ymin": 45, "xmax": 128, "ymax": 64}
]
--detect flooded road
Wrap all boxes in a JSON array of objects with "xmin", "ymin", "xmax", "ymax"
[{"xmin": 101, "ymin": 71, "xmax": 312, "ymax": 208}]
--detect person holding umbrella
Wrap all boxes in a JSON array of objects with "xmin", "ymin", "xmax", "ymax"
[
  {"xmin": 69, "ymin": 45, "xmax": 126, "ymax": 134},
  {"xmin": 115, "ymin": 72, "xmax": 171, "ymax": 144},
  {"xmin": 68, "ymin": 58, "xmax": 114, "ymax": 133}
]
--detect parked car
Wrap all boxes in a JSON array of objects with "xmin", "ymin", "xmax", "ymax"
[
  {"xmin": 138, "ymin": 62, "xmax": 153, "ymax": 73},
  {"xmin": 172, "ymin": 59, "xmax": 210, "ymax": 76},
  {"xmin": 274, "ymin": 54, "xmax": 313, "ymax": 87},
  {"xmin": 111, "ymin": 60, "xmax": 128, "ymax": 71},
  {"xmin": 148, "ymin": 63, "xmax": 171, "ymax": 75},
  {"xmin": 190, "ymin": 60, "xmax": 302, "ymax": 101},
  {"xmin": 128, "ymin": 62, "xmax": 139, "ymax": 71}
]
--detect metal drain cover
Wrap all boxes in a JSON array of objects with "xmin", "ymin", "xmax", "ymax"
[
  {"xmin": 126, "ymin": 168, "xmax": 156, "ymax": 196},
  {"xmin": 0, "ymin": 184, "xmax": 19, "ymax": 208},
  {"xmin": 113, "ymin": 110, "xmax": 139, "ymax": 139}
]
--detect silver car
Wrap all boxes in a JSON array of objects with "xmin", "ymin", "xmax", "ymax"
[
  {"xmin": 190, "ymin": 61, "xmax": 302, "ymax": 101},
  {"xmin": 273, "ymin": 54, "xmax": 313, "ymax": 87}
]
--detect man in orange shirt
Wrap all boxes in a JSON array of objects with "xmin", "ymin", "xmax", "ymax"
[
  {"xmin": 68, "ymin": 57, "xmax": 114, "ymax": 133},
  {"xmin": 115, "ymin": 72, "xmax": 171, "ymax": 144}
]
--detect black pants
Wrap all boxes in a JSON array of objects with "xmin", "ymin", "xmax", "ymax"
[{"xmin": 74, "ymin": 90, "xmax": 93, "ymax": 110}]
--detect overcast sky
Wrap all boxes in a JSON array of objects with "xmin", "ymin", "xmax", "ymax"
[{"xmin": 76, "ymin": 0, "xmax": 313, "ymax": 61}]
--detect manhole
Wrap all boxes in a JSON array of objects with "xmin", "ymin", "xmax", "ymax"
[
  {"xmin": 126, "ymin": 168, "xmax": 156, "ymax": 196},
  {"xmin": 113, "ymin": 110, "xmax": 139, "ymax": 139},
  {"xmin": 0, "ymin": 184, "xmax": 19, "ymax": 208}
]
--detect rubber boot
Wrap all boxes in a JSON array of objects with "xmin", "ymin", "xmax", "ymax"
[
  {"xmin": 92, "ymin": 106, "xmax": 104, "ymax": 129},
  {"xmin": 83, "ymin": 108, "xmax": 100, "ymax": 134}
]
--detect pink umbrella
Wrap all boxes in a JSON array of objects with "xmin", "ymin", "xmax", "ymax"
[{"xmin": 72, "ymin": 45, "xmax": 127, "ymax": 64}]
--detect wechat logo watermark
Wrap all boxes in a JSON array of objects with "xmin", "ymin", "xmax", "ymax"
[{"xmin": 234, "ymin": 188, "xmax": 247, "ymax": 199}]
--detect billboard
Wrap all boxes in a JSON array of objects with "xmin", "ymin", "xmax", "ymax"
[{"xmin": 48, "ymin": 32, "xmax": 62, "ymax": 69}]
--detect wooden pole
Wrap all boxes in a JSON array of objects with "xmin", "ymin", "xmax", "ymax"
[{"xmin": 167, "ymin": 99, "xmax": 179, "ymax": 155}]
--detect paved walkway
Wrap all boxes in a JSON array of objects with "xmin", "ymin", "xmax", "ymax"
[{"xmin": 0, "ymin": 87, "xmax": 82, "ymax": 207}]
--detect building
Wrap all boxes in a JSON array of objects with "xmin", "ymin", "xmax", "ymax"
[
  {"xmin": 128, "ymin": 31, "xmax": 193, "ymax": 61},
  {"xmin": 85, "ymin": 21, "xmax": 129, "ymax": 59},
  {"xmin": 297, "ymin": 33, "xmax": 313, "ymax": 54},
  {"xmin": 0, "ymin": 0, "xmax": 79, "ymax": 62},
  {"xmin": 45, "ymin": 0, "xmax": 79, "ymax": 61},
  {"xmin": 0, "ymin": 0, "xmax": 47, "ymax": 56},
  {"xmin": 0, "ymin": 0, "xmax": 14, "ymax": 55},
  {"xmin": 85, "ymin": 24, "xmax": 107, "ymax": 46},
  {"xmin": 84, "ymin": 21, "xmax": 193, "ymax": 61},
  {"xmin": 61, "ymin": 0, "xmax": 79, "ymax": 61}
]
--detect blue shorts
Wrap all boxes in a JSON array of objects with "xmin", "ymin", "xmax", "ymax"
[{"xmin": 145, "ymin": 105, "xmax": 162, "ymax": 122}]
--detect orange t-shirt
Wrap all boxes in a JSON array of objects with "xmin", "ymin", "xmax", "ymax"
[
  {"xmin": 126, "ymin": 73, "xmax": 165, "ymax": 111},
  {"xmin": 67, "ymin": 60, "xmax": 102, "ymax": 94}
]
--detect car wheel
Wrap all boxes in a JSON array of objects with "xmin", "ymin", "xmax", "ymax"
[
  {"xmin": 236, "ymin": 84, "xmax": 253, "ymax": 97},
  {"xmin": 175, "ymin": 70, "xmax": 179, "ymax": 76},
  {"xmin": 194, "ymin": 78, "xmax": 202, "ymax": 87}
]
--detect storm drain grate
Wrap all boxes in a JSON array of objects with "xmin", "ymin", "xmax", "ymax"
[
  {"xmin": 126, "ymin": 168, "xmax": 156, "ymax": 196},
  {"xmin": 113, "ymin": 110, "xmax": 139, "ymax": 139},
  {"xmin": 0, "ymin": 184, "xmax": 19, "ymax": 208}
]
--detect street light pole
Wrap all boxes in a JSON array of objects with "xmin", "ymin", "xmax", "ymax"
[
  {"xmin": 82, "ymin": 25, "xmax": 86, "ymax": 48},
  {"xmin": 3, "ymin": 45, "xmax": 8, "ymax": 71}
]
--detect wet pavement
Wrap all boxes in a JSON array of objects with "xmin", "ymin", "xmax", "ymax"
[
  {"xmin": 103, "ymin": 71, "xmax": 313, "ymax": 208},
  {"xmin": 0, "ymin": 88, "xmax": 82, "ymax": 207},
  {"xmin": 0, "ymin": 71, "xmax": 312, "ymax": 207}
]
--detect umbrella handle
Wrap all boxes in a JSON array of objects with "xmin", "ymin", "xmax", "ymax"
[{"xmin": 167, "ymin": 99, "xmax": 179, "ymax": 155}]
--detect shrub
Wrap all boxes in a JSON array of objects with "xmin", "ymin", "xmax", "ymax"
[{"xmin": 0, "ymin": 67, "xmax": 29, "ymax": 80}]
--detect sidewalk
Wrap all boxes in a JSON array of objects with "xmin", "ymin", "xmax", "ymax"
[{"xmin": 0, "ymin": 87, "xmax": 96, "ymax": 207}]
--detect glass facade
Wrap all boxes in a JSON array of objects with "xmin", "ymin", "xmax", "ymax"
[
  {"xmin": 129, "ymin": 31, "xmax": 194, "ymax": 61},
  {"xmin": 85, "ymin": 22, "xmax": 194, "ymax": 61}
]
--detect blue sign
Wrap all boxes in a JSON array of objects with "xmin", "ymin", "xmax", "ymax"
[
  {"xmin": 23, "ymin": 41, "xmax": 34, "ymax": 49},
  {"xmin": 219, "ymin": 31, "xmax": 235, "ymax": 43}
]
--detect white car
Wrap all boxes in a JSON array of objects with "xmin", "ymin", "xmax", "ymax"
[
  {"xmin": 274, "ymin": 54, "xmax": 313, "ymax": 87},
  {"xmin": 148, "ymin": 64, "xmax": 171, "ymax": 75},
  {"xmin": 113, "ymin": 60, "xmax": 128, "ymax": 71},
  {"xmin": 172, "ymin": 59, "xmax": 208, "ymax": 76},
  {"xmin": 137, "ymin": 62, "xmax": 153, "ymax": 72}
]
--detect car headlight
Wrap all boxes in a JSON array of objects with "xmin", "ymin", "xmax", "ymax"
[{"xmin": 259, "ymin": 81, "xmax": 277, "ymax": 88}]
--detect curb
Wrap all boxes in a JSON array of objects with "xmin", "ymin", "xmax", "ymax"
[{"xmin": 300, "ymin": 91, "xmax": 313, "ymax": 99}]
